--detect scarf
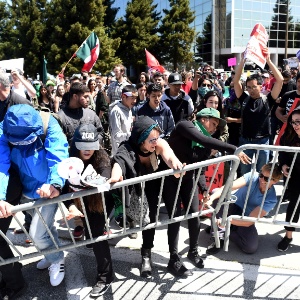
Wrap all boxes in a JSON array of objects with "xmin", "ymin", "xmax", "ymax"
[{"xmin": 191, "ymin": 120, "xmax": 211, "ymax": 148}]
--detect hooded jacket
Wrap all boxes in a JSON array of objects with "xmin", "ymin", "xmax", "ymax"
[
  {"xmin": 137, "ymin": 100, "xmax": 175, "ymax": 139},
  {"xmin": 0, "ymin": 104, "xmax": 69, "ymax": 200},
  {"xmin": 109, "ymin": 100, "xmax": 132, "ymax": 155}
]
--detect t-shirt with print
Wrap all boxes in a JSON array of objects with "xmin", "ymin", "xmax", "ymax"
[
  {"xmin": 278, "ymin": 90, "xmax": 300, "ymax": 115},
  {"xmin": 233, "ymin": 172, "xmax": 277, "ymax": 216}
]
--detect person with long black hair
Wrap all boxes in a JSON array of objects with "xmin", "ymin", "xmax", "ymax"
[{"xmin": 278, "ymin": 108, "xmax": 300, "ymax": 251}]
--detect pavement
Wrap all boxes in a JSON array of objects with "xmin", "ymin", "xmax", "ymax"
[{"xmin": 7, "ymin": 180, "xmax": 300, "ymax": 300}]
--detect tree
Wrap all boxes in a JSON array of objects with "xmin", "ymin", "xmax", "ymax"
[
  {"xmin": 158, "ymin": 0, "xmax": 196, "ymax": 70},
  {"xmin": 1, "ymin": 0, "xmax": 47, "ymax": 76},
  {"xmin": 0, "ymin": 1, "xmax": 13, "ymax": 61},
  {"xmin": 113, "ymin": 0, "xmax": 160, "ymax": 76},
  {"xmin": 44, "ymin": 0, "xmax": 121, "ymax": 76},
  {"xmin": 269, "ymin": 0, "xmax": 293, "ymax": 48},
  {"xmin": 195, "ymin": 14, "xmax": 212, "ymax": 65},
  {"xmin": 103, "ymin": 0, "xmax": 120, "ymax": 35}
]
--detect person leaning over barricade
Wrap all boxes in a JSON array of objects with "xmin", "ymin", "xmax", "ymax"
[
  {"xmin": 63, "ymin": 124, "xmax": 115, "ymax": 298},
  {"xmin": 277, "ymin": 108, "xmax": 300, "ymax": 251},
  {"xmin": 0, "ymin": 104, "xmax": 69, "ymax": 294},
  {"xmin": 158, "ymin": 107, "xmax": 251, "ymax": 277},
  {"xmin": 205, "ymin": 163, "xmax": 282, "ymax": 255},
  {"xmin": 109, "ymin": 116, "xmax": 185, "ymax": 278}
]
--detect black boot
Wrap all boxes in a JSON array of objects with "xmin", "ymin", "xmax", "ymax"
[{"xmin": 140, "ymin": 248, "xmax": 152, "ymax": 277}]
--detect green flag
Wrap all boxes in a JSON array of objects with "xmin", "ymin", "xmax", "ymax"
[{"xmin": 42, "ymin": 57, "xmax": 47, "ymax": 84}]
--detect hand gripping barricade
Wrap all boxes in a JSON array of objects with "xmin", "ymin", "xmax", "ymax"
[
  {"xmin": 0, "ymin": 155, "xmax": 240, "ymax": 266},
  {"xmin": 214, "ymin": 144, "xmax": 300, "ymax": 252}
]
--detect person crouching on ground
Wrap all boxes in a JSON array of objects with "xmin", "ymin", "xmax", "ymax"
[{"xmin": 205, "ymin": 163, "xmax": 282, "ymax": 255}]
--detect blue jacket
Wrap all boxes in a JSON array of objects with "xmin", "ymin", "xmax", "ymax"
[
  {"xmin": 137, "ymin": 100, "xmax": 175, "ymax": 139},
  {"xmin": 0, "ymin": 104, "xmax": 69, "ymax": 200}
]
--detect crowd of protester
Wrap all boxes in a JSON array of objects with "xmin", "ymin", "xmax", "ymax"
[{"xmin": 0, "ymin": 44, "xmax": 300, "ymax": 298}]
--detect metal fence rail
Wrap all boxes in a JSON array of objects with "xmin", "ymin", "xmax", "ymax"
[
  {"xmin": 218, "ymin": 145, "xmax": 300, "ymax": 251},
  {"xmin": 2, "ymin": 155, "xmax": 240, "ymax": 266}
]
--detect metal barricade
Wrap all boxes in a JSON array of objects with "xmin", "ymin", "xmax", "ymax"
[
  {"xmin": 2, "ymin": 155, "xmax": 240, "ymax": 266},
  {"xmin": 215, "ymin": 144, "xmax": 300, "ymax": 252}
]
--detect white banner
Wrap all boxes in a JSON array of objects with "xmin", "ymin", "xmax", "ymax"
[{"xmin": 0, "ymin": 58, "xmax": 24, "ymax": 71}]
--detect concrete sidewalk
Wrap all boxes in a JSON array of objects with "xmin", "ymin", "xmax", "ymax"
[{"xmin": 7, "ymin": 181, "xmax": 300, "ymax": 299}]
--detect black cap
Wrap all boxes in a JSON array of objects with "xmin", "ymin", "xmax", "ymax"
[
  {"xmin": 168, "ymin": 73, "xmax": 183, "ymax": 85},
  {"xmin": 73, "ymin": 124, "xmax": 99, "ymax": 151}
]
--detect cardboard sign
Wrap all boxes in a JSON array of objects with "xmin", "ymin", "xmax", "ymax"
[
  {"xmin": 275, "ymin": 98, "xmax": 300, "ymax": 145},
  {"xmin": 198, "ymin": 163, "xmax": 224, "ymax": 217},
  {"xmin": 0, "ymin": 58, "xmax": 24, "ymax": 72},
  {"xmin": 244, "ymin": 23, "xmax": 269, "ymax": 69}
]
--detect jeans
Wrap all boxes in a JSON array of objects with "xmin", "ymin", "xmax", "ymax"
[
  {"xmin": 239, "ymin": 136, "xmax": 269, "ymax": 176},
  {"xmin": 22, "ymin": 198, "xmax": 64, "ymax": 264}
]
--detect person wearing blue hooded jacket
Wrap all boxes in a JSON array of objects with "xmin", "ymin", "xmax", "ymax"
[{"xmin": 0, "ymin": 104, "xmax": 69, "ymax": 296}]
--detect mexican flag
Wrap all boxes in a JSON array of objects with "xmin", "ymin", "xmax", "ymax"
[{"xmin": 74, "ymin": 32, "xmax": 100, "ymax": 72}]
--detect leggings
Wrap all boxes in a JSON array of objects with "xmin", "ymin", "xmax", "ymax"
[{"xmin": 284, "ymin": 177, "xmax": 300, "ymax": 232}]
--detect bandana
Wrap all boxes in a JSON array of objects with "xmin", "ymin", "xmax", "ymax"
[
  {"xmin": 191, "ymin": 120, "xmax": 211, "ymax": 148},
  {"xmin": 137, "ymin": 123, "xmax": 158, "ymax": 144}
]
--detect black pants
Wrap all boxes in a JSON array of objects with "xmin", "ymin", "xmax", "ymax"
[
  {"xmin": 162, "ymin": 173, "xmax": 200, "ymax": 255},
  {"xmin": 82, "ymin": 193, "xmax": 114, "ymax": 284},
  {"xmin": 142, "ymin": 178, "xmax": 162, "ymax": 249},
  {"xmin": 0, "ymin": 168, "xmax": 25, "ymax": 290},
  {"xmin": 216, "ymin": 203, "xmax": 258, "ymax": 254},
  {"xmin": 285, "ymin": 176, "xmax": 300, "ymax": 232}
]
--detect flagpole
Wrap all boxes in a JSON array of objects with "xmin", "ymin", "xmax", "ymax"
[{"xmin": 59, "ymin": 31, "xmax": 94, "ymax": 74}]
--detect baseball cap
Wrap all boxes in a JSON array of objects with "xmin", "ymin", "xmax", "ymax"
[
  {"xmin": 262, "ymin": 73, "xmax": 269, "ymax": 78},
  {"xmin": 46, "ymin": 80, "xmax": 55, "ymax": 86},
  {"xmin": 196, "ymin": 107, "xmax": 226, "ymax": 127},
  {"xmin": 73, "ymin": 124, "xmax": 100, "ymax": 151},
  {"xmin": 168, "ymin": 73, "xmax": 183, "ymax": 85}
]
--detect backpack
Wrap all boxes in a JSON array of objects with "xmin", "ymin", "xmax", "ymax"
[{"xmin": 35, "ymin": 106, "xmax": 64, "ymax": 141}]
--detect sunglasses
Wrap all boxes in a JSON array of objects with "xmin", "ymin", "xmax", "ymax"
[
  {"xmin": 259, "ymin": 172, "xmax": 274, "ymax": 182},
  {"xmin": 290, "ymin": 120, "xmax": 300, "ymax": 126},
  {"xmin": 148, "ymin": 137, "xmax": 159, "ymax": 144},
  {"xmin": 202, "ymin": 84, "xmax": 212, "ymax": 88}
]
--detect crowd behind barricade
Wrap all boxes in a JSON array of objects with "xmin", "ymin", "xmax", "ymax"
[{"xmin": 0, "ymin": 44, "xmax": 300, "ymax": 298}]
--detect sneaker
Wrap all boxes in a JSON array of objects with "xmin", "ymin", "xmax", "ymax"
[
  {"xmin": 114, "ymin": 215, "xmax": 129, "ymax": 229},
  {"xmin": 206, "ymin": 239, "xmax": 224, "ymax": 255},
  {"xmin": 37, "ymin": 258, "xmax": 51, "ymax": 270},
  {"xmin": 90, "ymin": 281, "xmax": 113, "ymax": 298},
  {"xmin": 277, "ymin": 236, "xmax": 292, "ymax": 252},
  {"xmin": 1, "ymin": 282, "xmax": 27, "ymax": 300},
  {"xmin": 167, "ymin": 255, "xmax": 192, "ymax": 277},
  {"xmin": 49, "ymin": 258, "xmax": 65, "ymax": 287},
  {"xmin": 187, "ymin": 250, "xmax": 204, "ymax": 268},
  {"xmin": 73, "ymin": 226, "xmax": 84, "ymax": 240}
]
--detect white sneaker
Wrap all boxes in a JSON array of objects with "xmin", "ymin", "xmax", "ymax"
[
  {"xmin": 36, "ymin": 258, "xmax": 51, "ymax": 270},
  {"xmin": 49, "ymin": 258, "xmax": 65, "ymax": 286}
]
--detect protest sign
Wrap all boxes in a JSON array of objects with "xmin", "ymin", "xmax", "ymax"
[
  {"xmin": 0, "ymin": 58, "xmax": 24, "ymax": 72},
  {"xmin": 228, "ymin": 57, "xmax": 237, "ymax": 67},
  {"xmin": 283, "ymin": 57, "xmax": 299, "ymax": 69},
  {"xmin": 244, "ymin": 23, "xmax": 268, "ymax": 69}
]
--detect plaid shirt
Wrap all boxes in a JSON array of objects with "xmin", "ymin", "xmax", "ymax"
[{"xmin": 107, "ymin": 79, "xmax": 129, "ymax": 104}]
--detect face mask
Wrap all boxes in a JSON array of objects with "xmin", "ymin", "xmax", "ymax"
[{"xmin": 198, "ymin": 86, "xmax": 212, "ymax": 97}]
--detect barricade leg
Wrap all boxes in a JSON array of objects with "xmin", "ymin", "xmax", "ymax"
[{"xmin": 28, "ymin": 202, "xmax": 63, "ymax": 264}]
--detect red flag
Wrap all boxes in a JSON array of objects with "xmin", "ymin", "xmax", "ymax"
[{"xmin": 145, "ymin": 49, "xmax": 165, "ymax": 72}]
